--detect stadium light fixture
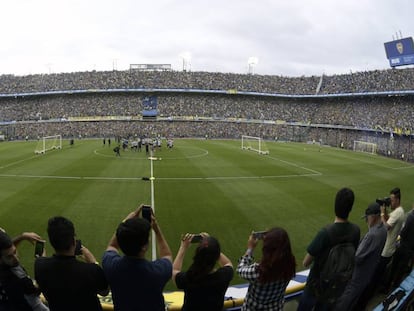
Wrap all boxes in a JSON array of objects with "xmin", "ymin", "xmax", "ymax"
[
  {"xmin": 247, "ymin": 57, "xmax": 259, "ymax": 74},
  {"xmin": 179, "ymin": 51, "xmax": 192, "ymax": 72}
]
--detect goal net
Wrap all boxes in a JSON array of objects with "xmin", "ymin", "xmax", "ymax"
[
  {"xmin": 241, "ymin": 135, "xmax": 269, "ymax": 155},
  {"xmin": 35, "ymin": 135, "xmax": 62, "ymax": 154},
  {"xmin": 353, "ymin": 140, "xmax": 377, "ymax": 154}
]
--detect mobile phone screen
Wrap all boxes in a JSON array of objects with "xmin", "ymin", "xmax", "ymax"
[
  {"xmin": 75, "ymin": 239, "xmax": 82, "ymax": 255},
  {"xmin": 35, "ymin": 241, "xmax": 45, "ymax": 258},
  {"xmin": 142, "ymin": 206, "xmax": 152, "ymax": 223},
  {"xmin": 191, "ymin": 235, "xmax": 203, "ymax": 243},
  {"xmin": 252, "ymin": 231, "xmax": 267, "ymax": 240}
]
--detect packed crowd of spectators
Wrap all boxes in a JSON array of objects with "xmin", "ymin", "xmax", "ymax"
[
  {"xmin": 0, "ymin": 67, "xmax": 413, "ymax": 95},
  {"xmin": 11, "ymin": 120, "xmax": 282, "ymax": 141},
  {"xmin": 1, "ymin": 68, "xmax": 414, "ymax": 161},
  {"xmin": 2, "ymin": 68, "xmax": 414, "ymax": 310},
  {"xmin": 1, "ymin": 92, "xmax": 414, "ymax": 132}
]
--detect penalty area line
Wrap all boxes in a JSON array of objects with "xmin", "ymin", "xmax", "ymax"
[
  {"xmin": 266, "ymin": 155, "xmax": 322, "ymax": 175},
  {"xmin": 0, "ymin": 155, "xmax": 40, "ymax": 170}
]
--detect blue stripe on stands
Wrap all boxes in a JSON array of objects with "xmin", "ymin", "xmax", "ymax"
[{"xmin": 293, "ymin": 274, "xmax": 308, "ymax": 283}]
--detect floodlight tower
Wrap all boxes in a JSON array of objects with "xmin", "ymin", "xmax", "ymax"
[
  {"xmin": 247, "ymin": 57, "xmax": 259, "ymax": 74},
  {"xmin": 179, "ymin": 52, "xmax": 192, "ymax": 72},
  {"xmin": 45, "ymin": 63, "xmax": 53, "ymax": 74}
]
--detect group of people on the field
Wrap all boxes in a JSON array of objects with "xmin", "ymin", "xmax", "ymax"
[
  {"xmin": 111, "ymin": 136, "xmax": 173, "ymax": 157},
  {"xmin": 1, "ymin": 186, "xmax": 413, "ymax": 311}
]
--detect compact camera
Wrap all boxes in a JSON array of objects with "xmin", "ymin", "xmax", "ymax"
[{"xmin": 376, "ymin": 197, "xmax": 391, "ymax": 206}]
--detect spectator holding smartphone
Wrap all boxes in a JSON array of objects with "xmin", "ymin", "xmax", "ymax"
[
  {"xmin": 0, "ymin": 229, "xmax": 49, "ymax": 310},
  {"xmin": 102, "ymin": 204, "xmax": 172, "ymax": 311},
  {"xmin": 172, "ymin": 233, "xmax": 233, "ymax": 311},
  {"xmin": 35, "ymin": 216, "xmax": 109, "ymax": 311},
  {"xmin": 237, "ymin": 227, "xmax": 296, "ymax": 311}
]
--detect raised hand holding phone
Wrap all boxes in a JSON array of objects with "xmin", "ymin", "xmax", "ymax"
[
  {"xmin": 142, "ymin": 205, "xmax": 152, "ymax": 223},
  {"xmin": 75, "ymin": 239, "xmax": 82, "ymax": 255},
  {"xmin": 34, "ymin": 241, "xmax": 45, "ymax": 258}
]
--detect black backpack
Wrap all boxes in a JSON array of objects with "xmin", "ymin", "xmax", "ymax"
[{"xmin": 318, "ymin": 225, "xmax": 356, "ymax": 304}]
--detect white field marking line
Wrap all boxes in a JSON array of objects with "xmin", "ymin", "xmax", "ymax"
[
  {"xmin": 93, "ymin": 149, "xmax": 148, "ymax": 160},
  {"xmin": 338, "ymin": 151, "xmax": 414, "ymax": 170},
  {"xmin": 93, "ymin": 146, "xmax": 209, "ymax": 160},
  {"xmin": 0, "ymin": 173, "xmax": 320, "ymax": 181},
  {"xmin": 0, "ymin": 155, "xmax": 39, "ymax": 170},
  {"xmin": 270, "ymin": 144, "xmax": 412, "ymax": 172},
  {"xmin": 0, "ymin": 141, "xmax": 85, "ymax": 170},
  {"xmin": 0, "ymin": 174, "xmax": 142, "ymax": 181},
  {"xmin": 263, "ymin": 154, "xmax": 322, "ymax": 175},
  {"xmin": 214, "ymin": 140, "xmax": 322, "ymax": 175},
  {"xmin": 156, "ymin": 173, "xmax": 321, "ymax": 181},
  {"xmin": 1, "ymin": 144, "xmax": 321, "ymax": 181},
  {"xmin": 392, "ymin": 164, "xmax": 414, "ymax": 170}
]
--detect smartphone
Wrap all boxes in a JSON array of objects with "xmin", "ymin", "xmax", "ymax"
[
  {"xmin": 252, "ymin": 231, "xmax": 267, "ymax": 240},
  {"xmin": 191, "ymin": 234, "xmax": 203, "ymax": 243},
  {"xmin": 75, "ymin": 239, "xmax": 82, "ymax": 255},
  {"xmin": 142, "ymin": 205, "xmax": 152, "ymax": 223},
  {"xmin": 34, "ymin": 241, "xmax": 45, "ymax": 258}
]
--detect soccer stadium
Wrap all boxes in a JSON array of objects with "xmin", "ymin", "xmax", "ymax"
[{"xmin": 1, "ymin": 66, "xmax": 414, "ymax": 310}]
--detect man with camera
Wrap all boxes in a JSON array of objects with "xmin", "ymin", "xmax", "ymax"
[
  {"xmin": 387, "ymin": 201, "xmax": 414, "ymax": 290},
  {"xmin": 376, "ymin": 187, "xmax": 405, "ymax": 291},
  {"xmin": 102, "ymin": 205, "xmax": 173, "ymax": 311}
]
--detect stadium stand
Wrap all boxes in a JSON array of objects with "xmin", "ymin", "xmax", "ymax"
[
  {"xmin": 2, "ymin": 69, "xmax": 414, "ymax": 309},
  {"xmin": 1, "ymin": 68, "xmax": 413, "ymax": 162}
]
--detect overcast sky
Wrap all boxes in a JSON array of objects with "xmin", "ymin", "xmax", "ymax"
[{"xmin": 1, "ymin": 0, "xmax": 413, "ymax": 77}]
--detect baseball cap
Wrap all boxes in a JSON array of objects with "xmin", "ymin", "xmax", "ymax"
[{"xmin": 361, "ymin": 202, "xmax": 381, "ymax": 218}]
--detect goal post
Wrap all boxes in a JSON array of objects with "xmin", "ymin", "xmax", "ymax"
[
  {"xmin": 35, "ymin": 135, "xmax": 62, "ymax": 154},
  {"xmin": 241, "ymin": 135, "xmax": 269, "ymax": 155},
  {"xmin": 353, "ymin": 140, "xmax": 377, "ymax": 154}
]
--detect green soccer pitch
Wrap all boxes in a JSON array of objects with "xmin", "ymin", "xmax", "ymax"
[{"xmin": 1, "ymin": 138, "xmax": 414, "ymax": 288}]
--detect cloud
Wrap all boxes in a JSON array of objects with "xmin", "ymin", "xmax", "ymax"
[{"xmin": 0, "ymin": 0, "xmax": 413, "ymax": 76}]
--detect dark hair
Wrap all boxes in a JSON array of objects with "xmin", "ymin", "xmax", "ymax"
[
  {"xmin": 334, "ymin": 187, "xmax": 354, "ymax": 219},
  {"xmin": 390, "ymin": 187, "xmax": 401, "ymax": 201},
  {"xmin": 116, "ymin": 218, "xmax": 151, "ymax": 256},
  {"xmin": 47, "ymin": 216, "xmax": 75, "ymax": 252},
  {"xmin": 0, "ymin": 231, "xmax": 13, "ymax": 253},
  {"xmin": 258, "ymin": 227, "xmax": 296, "ymax": 283},
  {"xmin": 187, "ymin": 236, "xmax": 221, "ymax": 281}
]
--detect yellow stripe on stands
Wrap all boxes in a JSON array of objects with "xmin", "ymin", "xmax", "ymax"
[
  {"xmin": 286, "ymin": 283, "xmax": 306, "ymax": 295},
  {"xmin": 164, "ymin": 291, "xmax": 185, "ymax": 310},
  {"xmin": 42, "ymin": 279, "xmax": 306, "ymax": 310}
]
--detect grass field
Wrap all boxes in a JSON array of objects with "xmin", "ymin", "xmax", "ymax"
[{"xmin": 1, "ymin": 138, "xmax": 414, "ymax": 290}]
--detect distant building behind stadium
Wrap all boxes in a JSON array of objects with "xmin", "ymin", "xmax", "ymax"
[{"xmin": 130, "ymin": 64, "xmax": 172, "ymax": 71}]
